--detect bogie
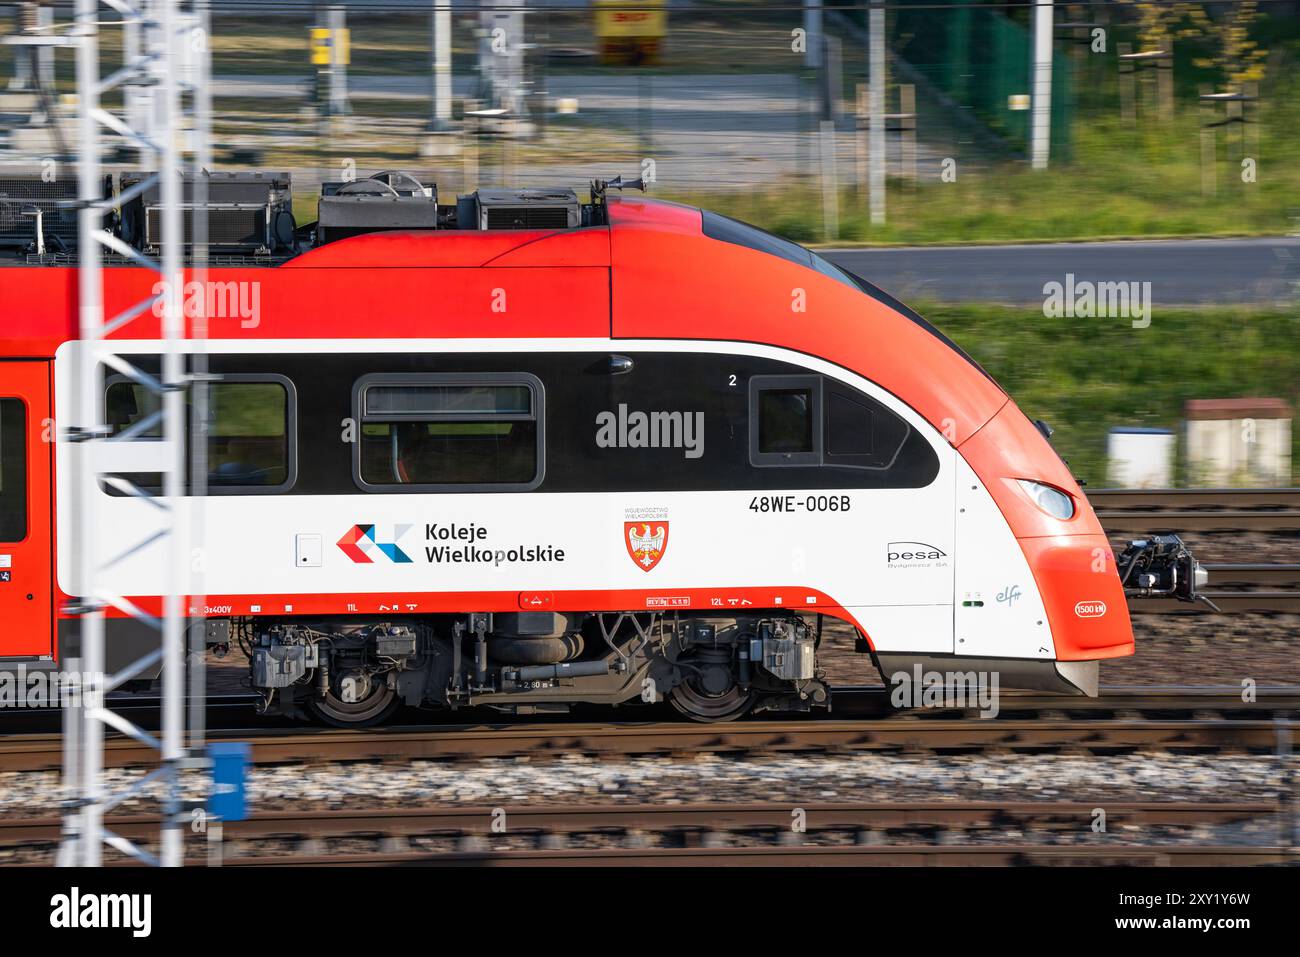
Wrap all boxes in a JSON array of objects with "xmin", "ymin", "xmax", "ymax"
[{"xmin": 240, "ymin": 611, "xmax": 830, "ymax": 726}]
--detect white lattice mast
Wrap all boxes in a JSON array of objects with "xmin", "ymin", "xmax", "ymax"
[{"xmin": 60, "ymin": 0, "xmax": 209, "ymax": 868}]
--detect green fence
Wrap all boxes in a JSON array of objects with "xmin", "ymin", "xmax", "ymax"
[{"xmin": 891, "ymin": 0, "xmax": 1073, "ymax": 159}]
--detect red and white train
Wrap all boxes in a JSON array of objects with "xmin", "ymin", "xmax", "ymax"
[{"xmin": 0, "ymin": 174, "xmax": 1205, "ymax": 724}]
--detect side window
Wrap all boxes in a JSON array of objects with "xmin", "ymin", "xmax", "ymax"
[
  {"xmin": 749, "ymin": 374, "xmax": 914, "ymax": 471},
  {"xmin": 0, "ymin": 399, "xmax": 28, "ymax": 541},
  {"xmin": 825, "ymin": 385, "xmax": 912, "ymax": 469},
  {"xmin": 827, "ymin": 390, "xmax": 873, "ymax": 455},
  {"xmin": 354, "ymin": 374, "xmax": 543, "ymax": 490},
  {"xmin": 105, "ymin": 375, "xmax": 295, "ymax": 492},
  {"xmin": 749, "ymin": 375, "xmax": 821, "ymax": 466}
]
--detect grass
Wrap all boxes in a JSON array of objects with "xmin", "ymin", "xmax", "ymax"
[
  {"xmin": 916, "ymin": 303, "xmax": 1300, "ymax": 487},
  {"xmin": 259, "ymin": 102, "xmax": 1300, "ymax": 241},
  {"xmin": 8, "ymin": 12, "xmax": 1300, "ymax": 245},
  {"xmin": 672, "ymin": 107, "xmax": 1300, "ymax": 246}
]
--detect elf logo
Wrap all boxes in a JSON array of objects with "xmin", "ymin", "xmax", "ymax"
[{"xmin": 1074, "ymin": 600, "xmax": 1107, "ymax": 618}]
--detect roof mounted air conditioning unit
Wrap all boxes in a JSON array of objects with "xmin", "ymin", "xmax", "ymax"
[
  {"xmin": 471, "ymin": 188, "xmax": 581, "ymax": 230},
  {"xmin": 316, "ymin": 171, "xmax": 439, "ymax": 245},
  {"xmin": 119, "ymin": 170, "xmax": 295, "ymax": 255}
]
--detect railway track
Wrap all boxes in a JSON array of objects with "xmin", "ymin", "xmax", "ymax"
[
  {"xmin": 1204, "ymin": 564, "xmax": 1300, "ymax": 586},
  {"xmin": 1121, "ymin": 561, "xmax": 1300, "ymax": 613},
  {"xmin": 1091, "ymin": 487, "xmax": 1300, "ymax": 532},
  {"xmin": 1, "ymin": 688, "xmax": 1295, "ymax": 770},
  {"xmin": 2, "ymin": 684, "xmax": 1292, "ymax": 735},
  {"xmin": 3, "ymin": 802, "xmax": 1293, "ymax": 867},
  {"xmin": 213, "ymin": 845, "xmax": 1298, "ymax": 866},
  {"xmin": 1088, "ymin": 487, "xmax": 1300, "ymax": 609},
  {"xmin": 1102, "ymin": 512, "xmax": 1300, "ymax": 532},
  {"xmin": 1089, "ymin": 488, "xmax": 1300, "ymax": 510}
]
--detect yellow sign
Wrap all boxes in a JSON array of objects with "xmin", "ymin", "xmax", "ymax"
[
  {"xmin": 594, "ymin": 1, "xmax": 666, "ymax": 40},
  {"xmin": 310, "ymin": 27, "xmax": 350, "ymax": 67}
]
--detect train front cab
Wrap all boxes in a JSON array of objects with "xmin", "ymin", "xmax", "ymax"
[
  {"xmin": 925, "ymin": 400, "xmax": 1135, "ymax": 697},
  {"xmin": 606, "ymin": 198, "xmax": 1136, "ymax": 697},
  {"xmin": 0, "ymin": 359, "xmax": 55, "ymax": 662},
  {"xmin": 862, "ymin": 398, "xmax": 1133, "ymax": 700}
]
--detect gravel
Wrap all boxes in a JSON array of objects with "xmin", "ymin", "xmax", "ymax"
[
  {"xmin": 1, "ymin": 749, "xmax": 1289, "ymax": 821},
  {"xmin": 2, "ymin": 748, "xmax": 1291, "ymax": 862}
]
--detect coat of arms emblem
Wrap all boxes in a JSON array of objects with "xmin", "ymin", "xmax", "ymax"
[{"xmin": 625, "ymin": 521, "xmax": 669, "ymax": 572}]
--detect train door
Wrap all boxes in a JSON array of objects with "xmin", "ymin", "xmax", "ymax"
[{"xmin": 0, "ymin": 361, "xmax": 54, "ymax": 658}]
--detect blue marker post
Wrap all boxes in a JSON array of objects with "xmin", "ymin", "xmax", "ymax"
[{"xmin": 207, "ymin": 741, "xmax": 251, "ymax": 866}]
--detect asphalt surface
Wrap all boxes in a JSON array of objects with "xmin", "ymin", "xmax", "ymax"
[
  {"xmin": 820, "ymin": 237, "xmax": 1300, "ymax": 306},
  {"xmin": 200, "ymin": 71, "xmax": 938, "ymax": 192}
]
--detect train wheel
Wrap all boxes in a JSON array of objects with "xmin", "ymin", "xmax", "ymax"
[
  {"xmin": 306, "ymin": 671, "xmax": 401, "ymax": 727},
  {"xmin": 668, "ymin": 681, "xmax": 755, "ymax": 723},
  {"xmin": 667, "ymin": 649, "xmax": 755, "ymax": 723}
]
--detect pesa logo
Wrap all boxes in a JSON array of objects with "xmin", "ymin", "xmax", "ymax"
[
  {"xmin": 1074, "ymin": 600, "xmax": 1107, "ymax": 618},
  {"xmin": 886, "ymin": 541, "xmax": 949, "ymax": 569}
]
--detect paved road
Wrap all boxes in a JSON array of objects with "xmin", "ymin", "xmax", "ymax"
[
  {"xmin": 821, "ymin": 237, "xmax": 1300, "ymax": 306},
  {"xmin": 198, "ymin": 71, "xmax": 940, "ymax": 192}
]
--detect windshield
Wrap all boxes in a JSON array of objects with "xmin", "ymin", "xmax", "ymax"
[{"xmin": 699, "ymin": 210, "xmax": 998, "ymax": 386}]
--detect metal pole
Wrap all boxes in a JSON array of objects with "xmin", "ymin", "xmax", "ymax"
[
  {"xmin": 328, "ymin": 5, "xmax": 349, "ymax": 116},
  {"xmin": 1227, "ymin": 96, "xmax": 1244, "ymax": 160},
  {"xmin": 207, "ymin": 820, "xmax": 224, "ymax": 867},
  {"xmin": 63, "ymin": 0, "xmax": 205, "ymax": 870},
  {"xmin": 868, "ymin": 0, "xmax": 885, "ymax": 225},
  {"xmin": 1245, "ymin": 81, "xmax": 1259, "ymax": 166},
  {"xmin": 431, "ymin": 1, "xmax": 452, "ymax": 130},
  {"xmin": 1157, "ymin": 44, "xmax": 1173, "ymax": 121},
  {"xmin": 819, "ymin": 119, "xmax": 838, "ymax": 241},
  {"xmin": 803, "ymin": 0, "xmax": 822, "ymax": 70},
  {"xmin": 124, "ymin": 15, "xmax": 143, "ymax": 134},
  {"xmin": 1199, "ymin": 84, "xmax": 1216, "ymax": 198},
  {"xmin": 189, "ymin": 0, "xmax": 212, "ymax": 760},
  {"xmin": 73, "ymin": 0, "xmax": 104, "ymax": 869},
  {"xmin": 638, "ymin": 73, "xmax": 652, "ymax": 156},
  {"xmin": 820, "ymin": 33, "xmax": 841, "ymax": 123},
  {"xmin": 10, "ymin": 4, "xmax": 34, "ymax": 90},
  {"xmin": 463, "ymin": 125, "xmax": 478, "ymax": 193},
  {"xmin": 158, "ymin": 0, "xmax": 186, "ymax": 869},
  {"xmin": 56, "ymin": 657, "xmax": 82, "ymax": 865},
  {"xmin": 36, "ymin": 4, "xmax": 53, "ymax": 92},
  {"xmin": 855, "ymin": 83, "xmax": 867, "ymax": 204},
  {"xmin": 900, "ymin": 84, "xmax": 917, "ymax": 183},
  {"xmin": 1031, "ymin": 0, "xmax": 1053, "ymax": 169},
  {"xmin": 1117, "ymin": 41, "xmax": 1134, "ymax": 127}
]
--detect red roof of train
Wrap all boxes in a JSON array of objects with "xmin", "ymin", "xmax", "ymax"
[{"xmin": 1, "ymin": 196, "xmax": 1007, "ymax": 444}]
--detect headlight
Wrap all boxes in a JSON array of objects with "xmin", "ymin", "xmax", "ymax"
[{"xmin": 1017, "ymin": 480, "xmax": 1075, "ymax": 520}]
